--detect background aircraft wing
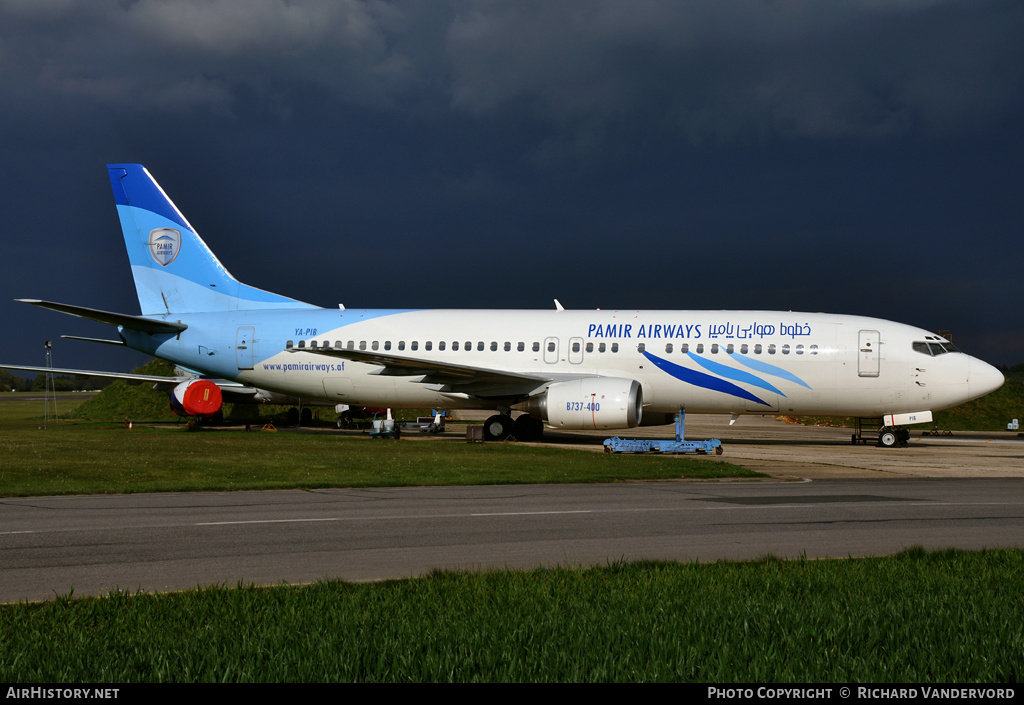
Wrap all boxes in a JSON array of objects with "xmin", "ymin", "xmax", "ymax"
[
  {"xmin": 0, "ymin": 363, "xmax": 187, "ymax": 388},
  {"xmin": 0, "ymin": 363, "xmax": 260, "ymax": 398}
]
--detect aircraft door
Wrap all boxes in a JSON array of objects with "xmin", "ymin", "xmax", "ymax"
[
  {"xmin": 544, "ymin": 337, "xmax": 559, "ymax": 364},
  {"xmin": 858, "ymin": 330, "xmax": 880, "ymax": 378},
  {"xmin": 568, "ymin": 337, "xmax": 584, "ymax": 364},
  {"xmin": 236, "ymin": 326, "xmax": 255, "ymax": 370}
]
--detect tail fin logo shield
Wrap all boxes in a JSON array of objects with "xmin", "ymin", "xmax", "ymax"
[{"xmin": 148, "ymin": 228, "xmax": 181, "ymax": 267}]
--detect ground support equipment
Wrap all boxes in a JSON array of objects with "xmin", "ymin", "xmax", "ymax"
[
  {"xmin": 369, "ymin": 412, "xmax": 401, "ymax": 439},
  {"xmin": 603, "ymin": 409, "xmax": 723, "ymax": 454}
]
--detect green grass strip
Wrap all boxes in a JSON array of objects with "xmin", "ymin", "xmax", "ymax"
[
  {"xmin": 0, "ymin": 423, "xmax": 757, "ymax": 497},
  {"xmin": 1, "ymin": 548, "xmax": 1021, "ymax": 682}
]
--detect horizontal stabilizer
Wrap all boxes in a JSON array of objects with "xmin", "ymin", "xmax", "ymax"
[{"xmin": 16, "ymin": 299, "xmax": 187, "ymax": 334}]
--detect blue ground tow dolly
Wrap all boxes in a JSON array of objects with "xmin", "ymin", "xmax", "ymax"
[{"xmin": 603, "ymin": 408, "xmax": 723, "ymax": 454}]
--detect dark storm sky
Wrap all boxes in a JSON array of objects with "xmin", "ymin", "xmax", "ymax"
[{"xmin": 1, "ymin": 0, "xmax": 1022, "ymax": 374}]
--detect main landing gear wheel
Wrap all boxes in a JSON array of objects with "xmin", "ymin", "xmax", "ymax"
[
  {"xmin": 483, "ymin": 414, "xmax": 514, "ymax": 441},
  {"xmin": 514, "ymin": 414, "xmax": 545, "ymax": 442}
]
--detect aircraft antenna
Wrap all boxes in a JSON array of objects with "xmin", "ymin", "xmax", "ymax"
[{"xmin": 41, "ymin": 340, "xmax": 58, "ymax": 428}]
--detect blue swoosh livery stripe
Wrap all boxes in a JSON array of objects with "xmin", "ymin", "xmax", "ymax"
[
  {"xmin": 728, "ymin": 352, "xmax": 812, "ymax": 389},
  {"xmin": 642, "ymin": 351, "xmax": 771, "ymax": 407},
  {"xmin": 686, "ymin": 352, "xmax": 786, "ymax": 397}
]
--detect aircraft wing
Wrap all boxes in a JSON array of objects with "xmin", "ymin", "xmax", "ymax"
[{"xmin": 295, "ymin": 346, "xmax": 566, "ymax": 397}]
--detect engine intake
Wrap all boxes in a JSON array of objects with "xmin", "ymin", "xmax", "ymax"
[{"xmin": 169, "ymin": 379, "xmax": 223, "ymax": 418}]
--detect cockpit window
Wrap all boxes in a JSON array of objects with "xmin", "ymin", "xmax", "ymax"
[{"xmin": 913, "ymin": 341, "xmax": 960, "ymax": 356}]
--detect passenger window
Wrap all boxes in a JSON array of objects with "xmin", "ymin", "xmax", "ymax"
[
  {"xmin": 411, "ymin": 341, "xmax": 418, "ymax": 351},
  {"xmin": 371, "ymin": 341, "xmax": 379, "ymax": 351},
  {"xmin": 517, "ymin": 342, "xmax": 525, "ymax": 352},
  {"xmin": 768, "ymin": 344, "xmax": 776, "ymax": 354},
  {"xmin": 810, "ymin": 345, "xmax": 818, "ymax": 355},
  {"xmin": 665, "ymin": 343, "xmax": 673, "ymax": 353},
  {"xmin": 425, "ymin": 341, "xmax": 432, "ymax": 351},
  {"xmin": 599, "ymin": 343, "xmax": 606, "ymax": 353},
  {"xmin": 572, "ymin": 341, "xmax": 581, "ymax": 353},
  {"xmin": 491, "ymin": 342, "xmax": 498, "ymax": 351},
  {"xmin": 711, "ymin": 344, "xmax": 719, "ymax": 354},
  {"xmin": 359, "ymin": 341, "xmax": 366, "ymax": 351},
  {"xmin": 335, "ymin": 341, "xmax": 342, "ymax": 349},
  {"xmin": 478, "ymin": 342, "xmax": 485, "ymax": 351},
  {"xmin": 611, "ymin": 343, "xmax": 619, "ymax": 353},
  {"xmin": 286, "ymin": 340, "xmax": 294, "ymax": 349},
  {"xmin": 398, "ymin": 341, "xmax": 405, "ymax": 351},
  {"xmin": 533, "ymin": 342, "xmax": 540, "ymax": 352},
  {"xmin": 438, "ymin": 341, "xmax": 446, "ymax": 351},
  {"xmin": 465, "ymin": 341, "xmax": 471, "ymax": 351},
  {"xmin": 547, "ymin": 341, "xmax": 555, "ymax": 352},
  {"xmin": 696, "ymin": 344, "xmax": 704, "ymax": 354},
  {"xmin": 796, "ymin": 345, "xmax": 804, "ymax": 355},
  {"xmin": 726, "ymin": 344, "xmax": 734, "ymax": 354},
  {"xmin": 681, "ymin": 343, "xmax": 689, "ymax": 354},
  {"xmin": 740, "ymin": 344, "xmax": 748, "ymax": 354},
  {"xmin": 754, "ymin": 344, "xmax": 762, "ymax": 354},
  {"xmin": 782, "ymin": 344, "xmax": 790, "ymax": 355},
  {"xmin": 504, "ymin": 342, "xmax": 511, "ymax": 352},
  {"xmin": 637, "ymin": 343, "xmax": 646, "ymax": 353},
  {"xmin": 298, "ymin": 340, "xmax": 306, "ymax": 349}
]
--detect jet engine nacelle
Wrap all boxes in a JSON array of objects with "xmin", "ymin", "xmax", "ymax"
[
  {"xmin": 522, "ymin": 378, "xmax": 643, "ymax": 430},
  {"xmin": 169, "ymin": 379, "xmax": 223, "ymax": 418}
]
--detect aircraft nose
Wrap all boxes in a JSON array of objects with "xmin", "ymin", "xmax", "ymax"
[{"xmin": 970, "ymin": 358, "xmax": 1004, "ymax": 399}]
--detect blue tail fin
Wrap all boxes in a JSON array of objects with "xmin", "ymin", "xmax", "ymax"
[{"xmin": 107, "ymin": 164, "xmax": 318, "ymax": 315}]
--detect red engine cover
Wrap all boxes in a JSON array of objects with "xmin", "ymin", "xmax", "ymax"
[{"xmin": 170, "ymin": 379, "xmax": 223, "ymax": 418}]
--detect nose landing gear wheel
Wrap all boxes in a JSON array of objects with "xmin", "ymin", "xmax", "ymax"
[{"xmin": 877, "ymin": 427, "xmax": 909, "ymax": 448}]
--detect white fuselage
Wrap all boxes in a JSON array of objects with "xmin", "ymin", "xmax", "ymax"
[{"xmin": 126, "ymin": 308, "xmax": 1004, "ymax": 423}]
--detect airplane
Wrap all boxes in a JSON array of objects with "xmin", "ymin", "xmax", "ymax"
[{"xmin": 1, "ymin": 164, "xmax": 1005, "ymax": 447}]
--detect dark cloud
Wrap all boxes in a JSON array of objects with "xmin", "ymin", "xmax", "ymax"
[{"xmin": 0, "ymin": 0, "xmax": 1022, "ymax": 373}]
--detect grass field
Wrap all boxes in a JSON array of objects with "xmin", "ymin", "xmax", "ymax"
[
  {"xmin": 1, "ymin": 548, "xmax": 1021, "ymax": 682},
  {"xmin": 0, "ymin": 392, "xmax": 759, "ymax": 497}
]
